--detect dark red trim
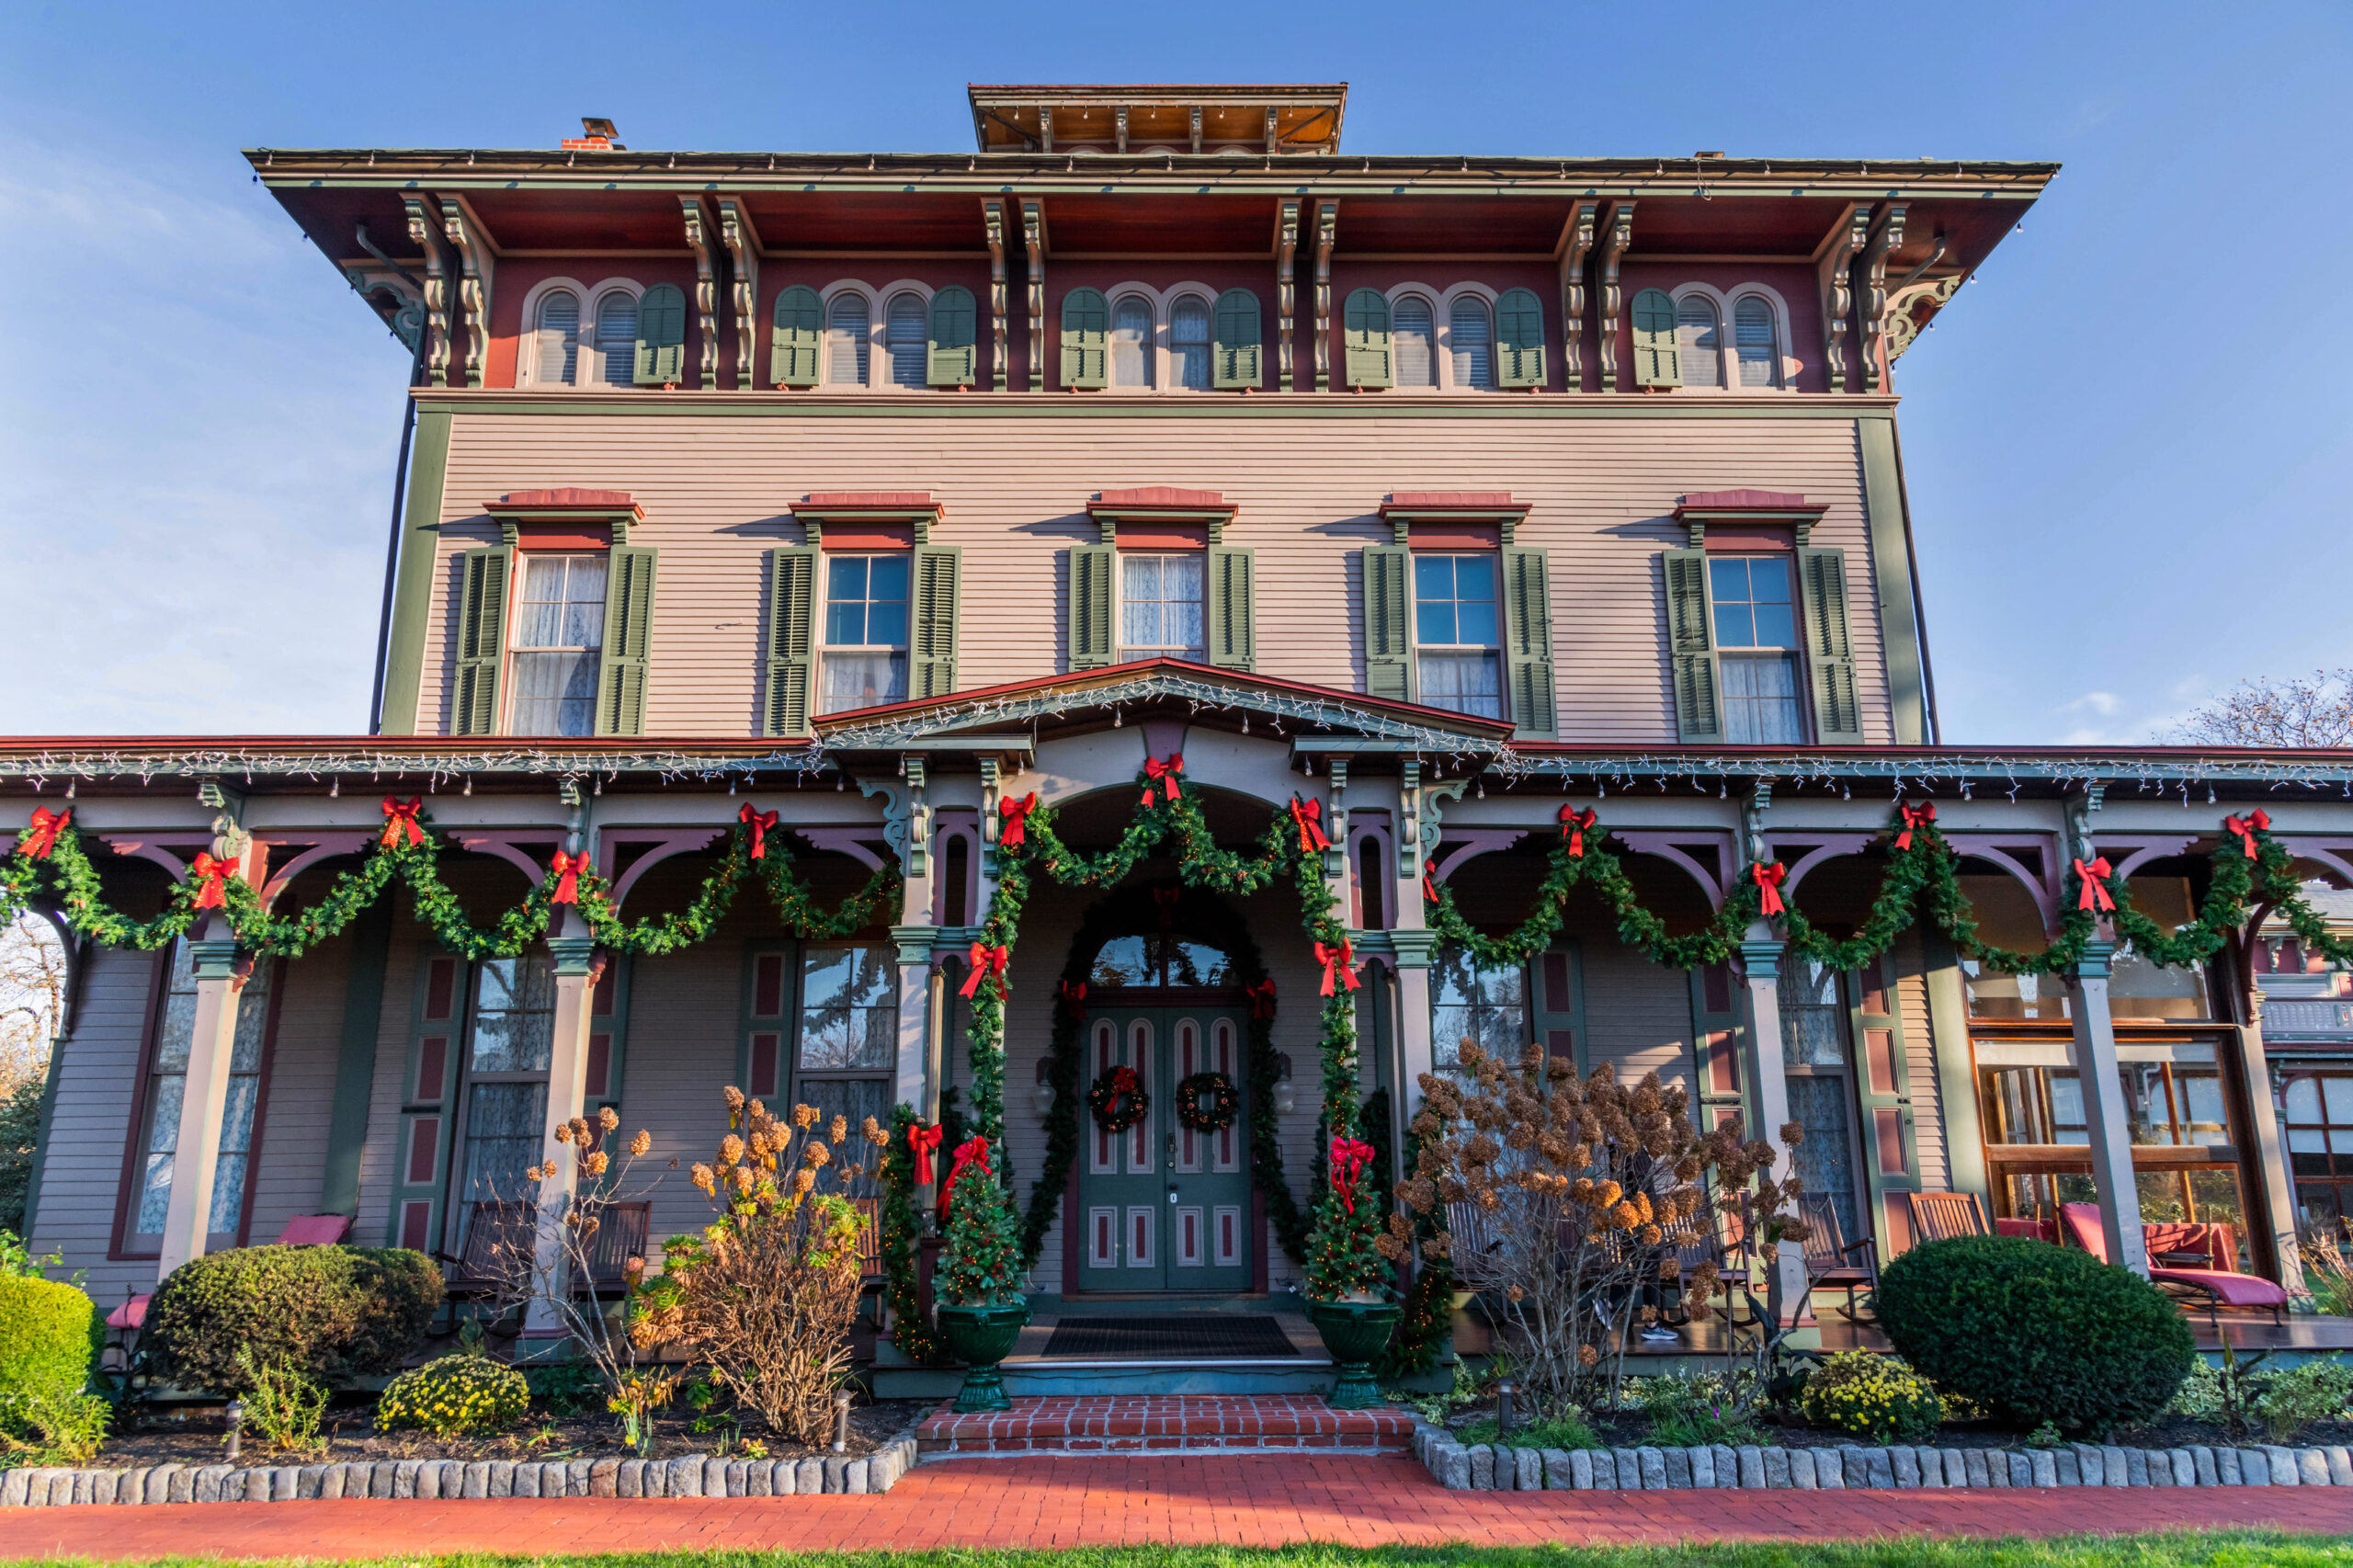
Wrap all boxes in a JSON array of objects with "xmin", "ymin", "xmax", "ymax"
[
  {"xmin": 1677, "ymin": 488, "xmax": 1816, "ymax": 513},
  {"xmin": 1405, "ymin": 519, "xmax": 1500, "ymax": 550},
  {"xmin": 513, "ymin": 524, "xmax": 612, "ymax": 551},
  {"xmin": 1094, "ymin": 486, "xmax": 1228, "ymax": 511},
  {"xmin": 1380, "ymin": 491, "xmax": 1519, "ymax": 515},
  {"xmin": 820, "ymin": 524, "xmax": 917, "ymax": 551},
  {"xmin": 801, "ymin": 491, "xmax": 936, "ymax": 509},
  {"xmin": 1701, "ymin": 522, "xmax": 1796, "ymax": 552},
  {"xmin": 1113, "ymin": 520, "xmax": 1209, "ymax": 551}
]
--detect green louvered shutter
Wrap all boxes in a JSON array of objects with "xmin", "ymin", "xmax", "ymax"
[
  {"xmin": 1067, "ymin": 543, "xmax": 1115, "ymax": 669},
  {"xmin": 1501, "ymin": 545, "xmax": 1555, "ymax": 736},
  {"xmin": 1213, "ymin": 289, "xmax": 1262, "ymax": 389},
  {"xmin": 452, "ymin": 546, "xmax": 512, "ymax": 735},
  {"xmin": 1631, "ymin": 288, "xmax": 1681, "ymax": 389},
  {"xmin": 1342, "ymin": 289, "xmax": 1392, "ymax": 389},
  {"xmin": 911, "ymin": 543, "xmax": 962, "ymax": 698},
  {"xmin": 634, "ymin": 284, "xmax": 688, "ymax": 386},
  {"xmin": 1664, "ymin": 548, "xmax": 1722, "ymax": 742},
  {"xmin": 764, "ymin": 545, "xmax": 818, "ymax": 737},
  {"xmin": 1496, "ymin": 288, "xmax": 1547, "ymax": 388},
  {"xmin": 771, "ymin": 285, "xmax": 822, "ymax": 387},
  {"xmin": 1205, "ymin": 545, "xmax": 1256, "ymax": 671},
  {"xmin": 1798, "ymin": 547, "xmax": 1865, "ymax": 742},
  {"xmin": 928, "ymin": 287, "xmax": 978, "ymax": 387},
  {"xmin": 1362, "ymin": 544, "xmax": 1414, "ymax": 703},
  {"xmin": 1061, "ymin": 288, "xmax": 1108, "ymax": 389},
  {"xmin": 595, "ymin": 546, "xmax": 657, "ymax": 736}
]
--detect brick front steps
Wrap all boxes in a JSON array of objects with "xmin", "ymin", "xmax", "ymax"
[
  {"xmin": 919, "ymin": 1395, "xmax": 1415, "ymax": 1457},
  {"xmin": 1411, "ymin": 1420, "xmax": 2353, "ymax": 1491},
  {"xmin": 0, "ymin": 1440, "xmax": 918, "ymax": 1508}
]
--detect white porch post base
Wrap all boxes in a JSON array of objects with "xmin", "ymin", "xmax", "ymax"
[
  {"xmin": 155, "ymin": 927, "xmax": 244, "ymax": 1284},
  {"xmin": 1738, "ymin": 937, "xmax": 1810, "ymax": 1324},
  {"xmin": 2066, "ymin": 942, "xmax": 2149, "ymax": 1277},
  {"xmin": 523, "ymin": 931, "xmax": 599, "ymax": 1339}
]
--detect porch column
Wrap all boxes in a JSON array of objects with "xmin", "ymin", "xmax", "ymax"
[
  {"xmin": 891, "ymin": 925, "xmax": 937, "ymax": 1115},
  {"xmin": 1390, "ymin": 931, "xmax": 1438, "ymax": 1177},
  {"xmin": 155, "ymin": 921, "xmax": 245, "ymax": 1283},
  {"xmin": 1736, "ymin": 937, "xmax": 1809, "ymax": 1324},
  {"xmin": 523, "ymin": 927, "xmax": 599, "ymax": 1339},
  {"xmin": 2234, "ymin": 1002, "xmax": 2311, "ymax": 1301},
  {"xmin": 2064, "ymin": 941, "xmax": 2149, "ymax": 1277}
]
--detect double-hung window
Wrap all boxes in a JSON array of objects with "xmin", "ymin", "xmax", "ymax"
[
  {"xmin": 533, "ymin": 290, "xmax": 581, "ymax": 384},
  {"xmin": 449, "ymin": 957, "xmax": 554, "ymax": 1251},
  {"xmin": 821, "ymin": 554, "xmax": 910, "ymax": 713},
  {"xmin": 1120, "ymin": 553, "xmax": 1204, "ymax": 662},
  {"xmin": 593, "ymin": 293, "xmax": 637, "ymax": 387},
  {"xmin": 1413, "ymin": 553, "xmax": 1503, "ymax": 718},
  {"xmin": 793, "ymin": 944, "xmax": 897, "ymax": 1134},
  {"xmin": 125, "ymin": 939, "xmax": 275, "ymax": 1253},
  {"xmin": 1170, "ymin": 298, "xmax": 1211, "ymax": 391},
  {"xmin": 1708, "ymin": 555, "xmax": 1804, "ymax": 743},
  {"xmin": 1431, "ymin": 949, "xmax": 1528, "ymax": 1072},
  {"xmin": 508, "ymin": 553, "xmax": 607, "ymax": 737}
]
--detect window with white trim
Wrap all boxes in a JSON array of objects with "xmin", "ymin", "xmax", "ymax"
[
  {"xmin": 794, "ymin": 943, "xmax": 896, "ymax": 1135},
  {"xmin": 1120, "ymin": 554, "xmax": 1205, "ymax": 661},
  {"xmin": 1431, "ymin": 949, "xmax": 1528, "ymax": 1071},
  {"xmin": 1170, "ymin": 297, "xmax": 1211, "ymax": 391},
  {"xmin": 1448, "ymin": 297, "xmax": 1494, "ymax": 390},
  {"xmin": 1677, "ymin": 296, "xmax": 1723, "ymax": 389},
  {"xmin": 448, "ymin": 956, "xmax": 553, "ymax": 1253},
  {"xmin": 1733, "ymin": 297, "xmax": 1780, "ymax": 388},
  {"xmin": 508, "ymin": 552, "xmax": 607, "ymax": 737},
  {"xmin": 1708, "ymin": 555, "xmax": 1803, "ymax": 743},
  {"xmin": 821, "ymin": 553, "xmax": 910, "ymax": 713},
  {"xmin": 126, "ymin": 939, "xmax": 274, "ymax": 1251},
  {"xmin": 826, "ymin": 294, "xmax": 871, "ymax": 386},
  {"xmin": 592, "ymin": 292, "xmax": 637, "ymax": 387},
  {"xmin": 533, "ymin": 290, "xmax": 580, "ymax": 385},
  {"xmin": 1413, "ymin": 553, "xmax": 1503, "ymax": 718},
  {"xmin": 884, "ymin": 292, "xmax": 926, "ymax": 388},
  {"xmin": 1111, "ymin": 297, "xmax": 1154, "ymax": 388},
  {"xmin": 1394, "ymin": 294, "xmax": 1437, "ymax": 388}
]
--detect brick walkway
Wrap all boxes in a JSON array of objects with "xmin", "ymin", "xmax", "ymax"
[
  {"xmin": 5, "ymin": 1454, "xmax": 2350, "ymax": 1560},
  {"xmin": 919, "ymin": 1394, "xmax": 1415, "ymax": 1454}
]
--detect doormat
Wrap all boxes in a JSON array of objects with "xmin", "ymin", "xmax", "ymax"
[{"xmin": 1041, "ymin": 1314, "xmax": 1302, "ymax": 1359}]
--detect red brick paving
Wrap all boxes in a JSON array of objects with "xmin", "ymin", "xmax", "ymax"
[
  {"xmin": 919, "ymin": 1395, "xmax": 1415, "ymax": 1454},
  {"xmin": 5, "ymin": 1454, "xmax": 2350, "ymax": 1560}
]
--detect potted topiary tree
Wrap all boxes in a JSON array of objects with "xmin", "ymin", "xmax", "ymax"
[
  {"xmin": 932, "ymin": 1134, "xmax": 1029, "ymax": 1412},
  {"xmin": 1304, "ymin": 1132, "xmax": 1398, "ymax": 1408}
]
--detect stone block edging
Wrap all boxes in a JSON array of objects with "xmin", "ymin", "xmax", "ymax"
[
  {"xmin": 1407, "ymin": 1421, "xmax": 2353, "ymax": 1494},
  {"xmin": 0, "ymin": 1437, "xmax": 922, "ymax": 1508}
]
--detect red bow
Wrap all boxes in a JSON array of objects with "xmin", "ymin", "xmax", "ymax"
[
  {"xmin": 2224, "ymin": 809, "xmax": 2271, "ymax": 859},
  {"xmin": 17, "ymin": 807, "xmax": 68, "ymax": 860},
  {"xmin": 380, "ymin": 796, "xmax": 426, "ymax": 850},
  {"xmin": 1559, "ymin": 805, "xmax": 1597, "ymax": 857},
  {"xmin": 1315, "ymin": 938, "xmax": 1359, "ymax": 995},
  {"xmin": 739, "ymin": 801, "xmax": 779, "ymax": 858},
  {"xmin": 939, "ymin": 1134, "xmax": 992, "ymax": 1219},
  {"xmin": 1894, "ymin": 801, "xmax": 1937, "ymax": 852},
  {"xmin": 1330, "ymin": 1135, "xmax": 1376, "ymax": 1215},
  {"xmin": 1153, "ymin": 887, "xmax": 1180, "ymax": 929},
  {"xmin": 960, "ymin": 942, "xmax": 1010, "ymax": 997},
  {"xmin": 1142, "ymin": 754, "xmax": 1184, "ymax": 806},
  {"xmin": 1246, "ymin": 978, "xmax": 1278, "ymax": 1019},
  {"xmin": 907, "ymin": 1123, "xmax": 943, "ymax": 1187},
  {"xmin": 999, "ymin": 791, "xmax": 1039, "ymax": 848},
  {"xmin": 549, "ymin": 850, "xmax": 587, "ymax": 905},
  {"xmin": 2074, "ymin": 856, "xmax": 2116, "ymax": 913},
  {"xmin": 1289, "ymin": 796, "xmax": 1331, "ymax": 854},
  {"xmin": 1422, "ymin": 869, "xmax": 1438, "ymax": 905},
  {"xmin": 188, "ymin": 852, "xmax": 238, "ymax": 910},
  {"xmin": 1751, "ymin": 860, "xmax": 1788, "ymax": 917},
  {"xmin": 1059, "ymin": 979, "xmax": 1087, "ymax": 1020}
]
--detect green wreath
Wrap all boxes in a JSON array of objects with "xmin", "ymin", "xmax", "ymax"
[
  {"xmin": 1175, "ymin": 1070, "xmax": 1239, "ymax": 1132},
  {"xmin": 1086, "ymin": 1064, "xmax": 1151, "ymax": 1135}
]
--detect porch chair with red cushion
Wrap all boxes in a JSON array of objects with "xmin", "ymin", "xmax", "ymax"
[
  {"xmin": 2056, "ymin": 1202, "xmax": 2287, "ymax": 1324},
  {"xmin": 1995, "ymin": 1215, "xmax": 2061, "ymax": 1244}
]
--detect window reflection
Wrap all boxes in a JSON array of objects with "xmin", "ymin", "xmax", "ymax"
[
  {"xmin": 1432, "ymin": 949, "xmax": 1527, "ymax": 1069},
  {"xmin": 1088, "ymin": 933, "xmax": 1233, "ymax": 989}
]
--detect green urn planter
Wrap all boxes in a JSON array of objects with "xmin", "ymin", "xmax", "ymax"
[
  {"xmin": 936, "ymin": 1298, "xmax": 1031, "ymax": 1412},
  {"xmin": 1307, "ymin": 1297, "xmax": 1401, "ymax": 1409}
]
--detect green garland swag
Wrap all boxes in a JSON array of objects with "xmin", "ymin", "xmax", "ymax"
[
  {"xmin": 0, "ymin": 810, "xmax": 898, "ymax": 961},
  {"xmin": 882, "ymin": 1103, "xmax": 949, "ymax": 1366}
]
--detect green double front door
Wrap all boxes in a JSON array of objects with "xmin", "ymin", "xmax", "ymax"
[{"xmin": 1074, "ymin": 1000, "xmax": 1255, "ymax": 1292}]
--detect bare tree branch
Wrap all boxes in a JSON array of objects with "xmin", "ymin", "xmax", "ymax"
[{"xmin": 2167, "ymin": 669, "xmax": 2353, "ymax": 748}]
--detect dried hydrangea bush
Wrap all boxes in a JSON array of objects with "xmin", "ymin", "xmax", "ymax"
[
  {"xmin": 1393, "ymin": 1040, "xmax": 1805, "ymax": 1418},
  {"xmin": 630, "ymin": 1090, "xmax": 888, "ymax": 1443}
]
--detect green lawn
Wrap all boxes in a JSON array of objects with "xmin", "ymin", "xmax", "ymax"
[{"xmin": 46, "ymin": 1539, "xmax": 2353, "ymax": 1568}]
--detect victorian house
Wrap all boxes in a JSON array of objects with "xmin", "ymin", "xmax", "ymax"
[{"xmin": 10, "ymin": 84, "xmax": 2349, "ymax": 1382}]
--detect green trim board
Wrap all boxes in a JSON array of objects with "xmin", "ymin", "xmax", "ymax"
[
  {"xmin": 378, "ymin": 405, "xmax": 452, "ymax": 737},
  {"xmin": 1856, "ymin": 416, "xmax": 1927, "ymax": 745},
  {"xmin": 415, "ymin": 392, "xmax": 1905, "ymax": 422},
  {"xmin": 319, "ymin": 898, "xmax": 393, "ymax": 1216}
]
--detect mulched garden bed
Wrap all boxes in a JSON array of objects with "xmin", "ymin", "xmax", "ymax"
[{"xmin": 81, "ymin": 1396, "xmax": 931, "ymax": 1471}]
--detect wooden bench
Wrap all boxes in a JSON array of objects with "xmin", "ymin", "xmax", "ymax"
[{"xmin": 1905, "ymin": 1190, "xmax": 1992, "ymax": 1244}]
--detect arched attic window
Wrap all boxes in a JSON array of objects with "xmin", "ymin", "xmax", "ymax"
[
  {"xmin": 1677, "ymin": 295, "xmax": 1722, "ymax": 389},
  {"xmin": 1734, "ymin": 296, "xmax": 1779, "ymax": 388},
  {"xmin": 533, "ymin": 290, "xmax": 579, "ymax": 384},
  {"xmin": 1111, "ymin": 297, "xmax": 1154, "ymax": 387},
  {"xmin": 827, "ymin": 294, "xmax": 870, "ymax": 385},
  {"xmin": 594, "ymin": 292, "xmax": 637, "ymax": 387},
  {"xmin": 885, "ymin": 292, "xmax": 927, "ymax": 388},
  {"xmin": 1449, "ymin": 296, "xmax": 1493, "ymax": 390},
  {"xmin": 1393, "ymin": 295, "xmax": 1437, "ymax": 388},
  {"xmin": 1170, "ymin": 297, "xmax": 1211, "ymax": 390}
]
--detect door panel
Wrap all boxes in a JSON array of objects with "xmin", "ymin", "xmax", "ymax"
[{"xmin": 1075, "ymin": 1002, "xmax": 1253, "ymax": 1291}]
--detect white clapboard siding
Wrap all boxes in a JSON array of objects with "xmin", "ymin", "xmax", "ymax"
[{"xmin": 419, "ymin": 412, "xmax": 1890, "ymax": 742}]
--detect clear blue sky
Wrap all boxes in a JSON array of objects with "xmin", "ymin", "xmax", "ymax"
[{"xmin": 4, "ymin": 1, "xmax": 2348, "ymax": 744}]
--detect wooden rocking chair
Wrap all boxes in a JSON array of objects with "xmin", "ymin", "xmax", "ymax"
[{"xmin": 1799, "ymin": 1192, "xmax": 1879, "ymax": 1321}]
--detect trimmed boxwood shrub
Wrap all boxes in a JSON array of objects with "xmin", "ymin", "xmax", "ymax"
[
  {"xmin": 0, "ymin": 1275, "xmax": 101, "ymax": 1399},
  {"xmin": 1876, "ymin": 1233, "xmax": 2194, "ymax": 1436},
  {"xmin": 146, "ymin": 1244, "xmax": 443, "ymax": 1393}
]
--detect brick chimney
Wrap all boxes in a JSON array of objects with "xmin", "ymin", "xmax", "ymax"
[{"xmin": 561, "ymin": 117, "xmax": 624, "ymax": 152}]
